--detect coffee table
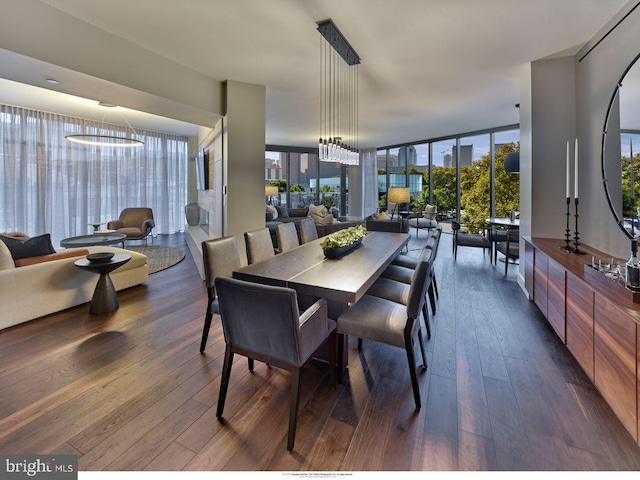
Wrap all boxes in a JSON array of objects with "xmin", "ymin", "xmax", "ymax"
[
  {"xmin": 60, "ymin": 233, "xmax": 126, "ymax": 248},
  {"xmin": 74, "ymin": 253, "xmax": 131, "ymax": 314}
]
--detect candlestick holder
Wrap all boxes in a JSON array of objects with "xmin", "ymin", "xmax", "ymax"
[
  {"xmin": 572, "ymin": 197, "xmax": 586, "ymax": 255},
  {"xmin": 559, "ymin": 196, "xmax": 572, "ymax": 251},
  {"xmin": 631, "ymin": 197, "xmax": 636, "ymax": 237}
]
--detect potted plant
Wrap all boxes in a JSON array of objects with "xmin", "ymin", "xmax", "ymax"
[{"xmin": 320, "ymin": 225, "xmax": 367, "ymax": 259}]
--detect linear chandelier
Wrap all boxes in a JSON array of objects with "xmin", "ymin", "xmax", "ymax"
[
  {"xmin": 65, "ymin": 102, "xmax": 144, "ymax": 147},
  {"xmin": 317, "ymin": 19, "xmax": 360, "ymax": 165}
]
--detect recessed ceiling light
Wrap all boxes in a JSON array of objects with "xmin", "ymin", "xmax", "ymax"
[
  {"xmin": 45, "ymin": 78, "xmax": 59, "ymax": 84},
  {"xmin": 98, "ymin": 102, "xmax": 117, "ymax": 108}
]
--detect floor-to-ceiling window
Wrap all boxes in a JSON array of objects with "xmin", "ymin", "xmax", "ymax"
[
  {"xmin": 0, "ymin": 104, "xmax": 188, "ymax": 244},
  {"xmin": 459, "ymin": 133, "xmax": 490, "ymax": 233},
  {"xmin": 374, "ymin": 126, "xmax": 519, "ymax": 231}
]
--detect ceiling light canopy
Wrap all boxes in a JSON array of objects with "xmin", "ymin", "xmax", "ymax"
[{"xmin": 318, "ymin": 19, "xmax": 360, "ymax": 165}]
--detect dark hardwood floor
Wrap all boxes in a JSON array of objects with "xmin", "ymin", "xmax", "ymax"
[{"xmin": 1, "ymin": 229, "xmax": 640, "ymax": 472}]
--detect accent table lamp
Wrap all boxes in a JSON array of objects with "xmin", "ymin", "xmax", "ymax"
[
  {"xmin": 387, "ymin": 187, "xmax": 410, "ymax": 221},
  {"xmin": 265, "ymin": 186, "xmax": 278, "ymax": 205}
]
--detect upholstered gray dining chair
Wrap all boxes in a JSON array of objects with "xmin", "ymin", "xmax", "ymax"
[
  {"xmin": 380, "ymin": 231, "xmax": 440, "ymax": 338},
  {"xmin": 336, "ymin": 256, "xmax": 431, "ymax": 409},
  {"xmin": 299, "ymin": 217, "xmax": 319, "ymax": 244},
  {"xmin": 244, "ymin": 228, "xmax": 276, "ymax": 264},
  {"xmin": 276, "ymin": 222, "xmax": 300, "ymax": 253},
  {"xmin": 214, "ymin": 277, "xmax": 336, "ymax": 451},
  {"xmin": 200, "ymin": 236, "xmax": 242, "ymax": 353}
]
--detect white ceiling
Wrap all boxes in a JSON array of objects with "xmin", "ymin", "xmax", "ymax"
[{"xmin": 0, "ymin": 0, "xmax": 631, "ymax": 148}]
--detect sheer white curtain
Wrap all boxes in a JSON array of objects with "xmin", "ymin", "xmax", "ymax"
[
  {"xmin": 361, "ymin": 148, "xmax": 379, "ymax": 216},
  {"xmin": 0, "ymin": 105, "xmax": 188, "ymax": 245}
]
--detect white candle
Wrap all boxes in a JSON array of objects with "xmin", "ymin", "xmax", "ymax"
[
  {"xmin": 566, "ymin": 141, "xmax": 570, "ymax": 198},
  {"xmin": 632, "ymin": 138, "xmax": 635, "ymax": 200},
  {"xmin": 574, "ymin": 138, "xmax": 578, "ymax": 199}
]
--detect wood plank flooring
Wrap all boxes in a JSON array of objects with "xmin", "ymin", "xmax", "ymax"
[{"xmin": 1, "ymin": 230, "xmax": 640, "ymax": 472}]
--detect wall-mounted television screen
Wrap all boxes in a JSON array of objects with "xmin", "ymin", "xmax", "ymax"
[{"xmin": 196, "ymin": 149, "xmax": 209, "ymax": 190}]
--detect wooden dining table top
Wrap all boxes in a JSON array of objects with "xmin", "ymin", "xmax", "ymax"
[{"xmin": 233, "ymin": 231, "xmax": 410, "ymax": 304}]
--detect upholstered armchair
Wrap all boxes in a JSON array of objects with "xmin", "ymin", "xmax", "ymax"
[{"xmin": 107, "ymin": 208, "xmax": 155, "ymax": 245}]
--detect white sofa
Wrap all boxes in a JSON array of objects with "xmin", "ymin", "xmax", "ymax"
[{"xmin": 0, "ymin": 243, "xmax": 148, "ymax": 331}]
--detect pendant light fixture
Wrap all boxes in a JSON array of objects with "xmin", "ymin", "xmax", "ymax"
[
  {"xmin": 65, "ymin": 102, "xmax": 144, "ymax": 147},
  {"xmin": 317, "ymin": 19, "xmax": 360, "ymax": 165}
]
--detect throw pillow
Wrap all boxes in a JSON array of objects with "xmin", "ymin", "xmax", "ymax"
[
  {"xmin": 266, "ymin": 204, "xmax": 278, "ymax": 220},
  {"xmin": 0, "ymin": 233, "xmax": 56, "ymax": 262},
  {"xmin": 375, "ymin": 211, "xmax": 391, "ymax": 221},
  {"xmin": 315, "ymin": 213, "xmax": 334, "ymax": 226},
  {"xmin": 275, "ymin": 206, "xmax": 289, "ymax": 218},
  {"xmin": 308, "ymin": 204, "xmax": 327, "ymax": 217},
  {"xmin": 0, "ymin": 240, "xmax": 15, "ymax": 271},
  {"xmin": 14, "ymin": 248, "xmax": 90, "ymax": 267},
  {"xmin": 423, "ymin": 204, "xmax": 437, "ymax": 219}
]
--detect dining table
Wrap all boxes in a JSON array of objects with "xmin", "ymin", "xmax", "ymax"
[{"xmin": 233, "ymin": 230, "xmax": 410, "ymax": 316}]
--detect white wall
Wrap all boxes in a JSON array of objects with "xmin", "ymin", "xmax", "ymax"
[
  {"xmin": 575, "ymin": 2, "xmax": 640, "ymax": 258},
  {"xmin": 524, "ymin": 2, "xmax": 640, "ymax": 261}
]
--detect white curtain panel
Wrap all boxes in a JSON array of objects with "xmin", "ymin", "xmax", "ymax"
[
  {"xmin": 0, "ymin": 105, "xmax": 188, "ymax": 245},
  {"xmin": 361, "ymin": 148, "xmax": 379, "ymax": 216}
]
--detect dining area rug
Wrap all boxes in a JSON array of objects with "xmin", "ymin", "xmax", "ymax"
[{"xmin": 126, "ymin": 246, "xmax": 185, "ymax": 274}]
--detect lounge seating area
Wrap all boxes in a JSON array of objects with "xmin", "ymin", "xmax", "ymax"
[{"xmin": 0, "ymin": 232, "xmax": 148, "ymax": 329}]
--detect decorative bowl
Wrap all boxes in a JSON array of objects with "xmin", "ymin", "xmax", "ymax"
[{"xmin": 86, "ymin": 252, "xmax": 115, "ymax": 263}]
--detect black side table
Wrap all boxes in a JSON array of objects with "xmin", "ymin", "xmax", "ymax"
[{"xmin": 74, "ymin": 254, "xmax": 131, "ymax": 314}]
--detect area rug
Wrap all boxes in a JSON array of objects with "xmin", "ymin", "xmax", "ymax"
[{"xmin": 126, "ymin": 246, "xmax": 185, "ymax": 274}]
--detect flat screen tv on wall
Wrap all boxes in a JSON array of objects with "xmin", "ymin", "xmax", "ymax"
[{"xmin": 196, "ymin": 149, "xmax": 209, "ymax": 190}]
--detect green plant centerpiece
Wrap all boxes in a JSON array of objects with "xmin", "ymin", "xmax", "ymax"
[{"xmin": 320, "ymin": 225, "xmax": 367, "ymax": 259}]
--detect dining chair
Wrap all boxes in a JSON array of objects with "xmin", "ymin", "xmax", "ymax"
[
  {"xmin": 488, "ymin": 226, "xmax": 508, "ymax": 264},
  {"xmin": 199, "ymin": 236, "xmax": 242, "ymax": 353},
  {"xmin": 371, "ymin": 241, "xmax": 435, "ymax": 338},
  {"xmin": 382, "ymin": 232, "xmax": 440, "ymax": 323},
  {"xmin": 244, "ymin": 227, "xmax": 276, "ymax": 264},
  {"xmin": 496, "ymin": 228, "xmax": 520, "ymax": 276},
  {"xmin": 276, "ymin": 222, "xmax": 300, "ymax": 253},
  {"xmin": 451, "ymin": 220, "xmax": 491, "ymax": 260},
  {"xmin": 299, "ymin": 217, "xmax": 319, "ymax": 244},
  {"xmin": 336, "ymin": 256, "xmax": 431, "ymax": 409},
  {"xmin": 214, "ymin": 276, "xmax": 336, "ymax": 451}
]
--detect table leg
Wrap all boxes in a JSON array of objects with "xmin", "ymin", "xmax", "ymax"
[{"xmin": 89, "ymin": 273, "xmax": 119, "ymax": 314}]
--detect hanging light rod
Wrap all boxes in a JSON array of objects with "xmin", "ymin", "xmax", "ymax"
[
  {"xmin": 317, "ymin": 19, "xmax": 361, "ymax": 165},
  {"xmin": 316, "ymin": 19, "xmax": 361, "ymax": 66}
]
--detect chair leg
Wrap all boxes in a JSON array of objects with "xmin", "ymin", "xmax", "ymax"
[
  {"xmin": 216, "ymin": 346, "xmax": 234, "ymax": 418},
  {"xmin": 248, "ymin": 358, "xmax": 254, "ymax": 372},
  {"xmin": 199, "ymin": 310, "xmax": 213, "ymax": 353},
  {"xmin": 287, "ymin": 367, "xmax": 302, "ymax": 451},
  {"xmin": 433, "ymin": 276, "xmax": 439, "ymax": 299},
  {"xmin": 504, "ymin": 254, "xmax": 509, "ymax": 276},
  {"xmin": 357, "ymin": 338, "xmax": 363, "ymax": 351},
  {"xmin": 422, "ymin": 303, "xmax": 432, "ymax": 339},
  {"xmin": 417, "ymin": 326, "xmax": 427, "ymax": 369},
  {"xmin": 404, "ymin": 336, "xmax": 421, "ymax": 410},
  {"xmin": 428, "ymin": 283, "xmax": 436, "ymax": 316}
]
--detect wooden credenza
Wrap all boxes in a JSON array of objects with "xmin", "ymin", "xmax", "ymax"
[{"xmin": 524, "ymin": 237, "xmax": 639, "ymax": 444}]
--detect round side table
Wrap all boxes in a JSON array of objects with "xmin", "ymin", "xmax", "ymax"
[{"xmin": 74, "ymin": 254, "xmax": 131, "ymax": 314}]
